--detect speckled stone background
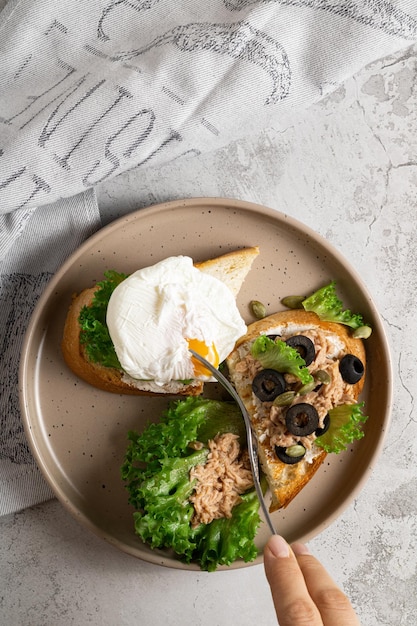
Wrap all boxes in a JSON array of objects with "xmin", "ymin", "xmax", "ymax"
[{"xmin": 1, "ymin": 43, "xmax": 416, "ymax": 626}]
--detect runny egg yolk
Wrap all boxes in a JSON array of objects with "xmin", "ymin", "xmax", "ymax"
[{"xmin": 187, "ymin": 338, "xmax": 219, "ymax": 377}]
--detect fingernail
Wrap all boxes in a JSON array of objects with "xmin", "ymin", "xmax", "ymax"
[
  {"xmin": 292, "ymin": 542, "xmax": 310, "ymax": 556},
  {"xmin": 267, "ymin": 535, "xmax": 290, "ymax": 558}
]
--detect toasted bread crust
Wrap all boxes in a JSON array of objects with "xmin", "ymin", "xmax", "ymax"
[
  {"xmin": 227, "ymin": 309, "xmax": 366, "ymax": 512},
  {"xmin": 257, "ymin": 444, "xmax": 327, "ymax": 512},
  {"xmin": 62, "ymin": 248, "xmax": 259, "ymax": 395}
]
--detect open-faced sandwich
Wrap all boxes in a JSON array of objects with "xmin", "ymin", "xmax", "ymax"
[
  {"xmin": 227, "ymin": 282, "xmax": 370, "ymax": 512},
  {"xmin": 61, "ymin": 247, "xmax": 259, "ymax": 395}
]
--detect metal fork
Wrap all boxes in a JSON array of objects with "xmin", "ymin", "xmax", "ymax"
[{"xmin": 189, "ymin": 349, "xmax": 277, "ymax": 535}]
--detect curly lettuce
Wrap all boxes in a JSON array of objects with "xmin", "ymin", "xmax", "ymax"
[
  {"xmin": 193, "ymin": 488, "xmax": 261, "ymax": 571},
  {"xmin": 315, "ymin": 402, "xmax": 368, "ymax": 453},
  {"xmin": 131, "ymin": 450, "xmax": 208, "ymax": 561},
  {"xmin": 121, "ymin": 397, "xmax": 261, "ymax": 571},
  {"xmin": 78, "ymin": 270, "xmax": 127, "ymax": 368},
  {"xmin": 302, "ymin": 281, "xmax": 367, "ymax": 330},
  {"xmin": 251, "ymin": 335, "xmax": 313, "ymax": 385}
]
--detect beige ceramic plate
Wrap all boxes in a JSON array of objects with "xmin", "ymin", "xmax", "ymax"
[{"xmin": 20, "ymin": 197, "xmax": 392, "ymax": 570}]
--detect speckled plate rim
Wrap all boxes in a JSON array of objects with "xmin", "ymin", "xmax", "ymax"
[{"xmin": 20, "ymin": 197, "xmax": 393, "ymax": 571}]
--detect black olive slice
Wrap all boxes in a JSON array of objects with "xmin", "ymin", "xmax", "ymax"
[
  {"xmin": 275, "ymin": 444, "xmax": 306, "ymax": 465},
  {"xmin": 339, "ymin": 354, "xmax": 364, "ymax": 384},
  {"xmin": 252, "ymin": 369, "xmax": 286, "ymax": 402},
  {"xmin": 285, "ymin": 403, "xmax": 319, "ymax": 436},
  {"xmin": 285, "ymin": 335, "xmax": 315, "ymax": 366},
  {"xmin": 315, "ymin": 414, "xmax": 330, "ymax": 437}
]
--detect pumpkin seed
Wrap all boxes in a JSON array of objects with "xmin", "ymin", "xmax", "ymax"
[
  {"xmin": 250, "ymin": 300, "xmax": 267, "ymax": 319},
  {"xmin": 281, "ymin": 295, "xmax": 305, "ymax": 309}
]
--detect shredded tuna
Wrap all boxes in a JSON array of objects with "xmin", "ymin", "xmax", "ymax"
[
  {"xmin": 234, "ymin": 353, "xmax": 262, "ymax": 378},
  {"xmin": 189, "ymin": 433, "xmax": 253, "ymax": 528},
  {"xmin": 267, "ymin": 359, "xmax": 356, "ymax": 449}
]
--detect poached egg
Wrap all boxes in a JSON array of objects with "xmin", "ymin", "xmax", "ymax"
[{"xmin": 106, "ymin": 256, "xmax": 247, "ymax": 386}]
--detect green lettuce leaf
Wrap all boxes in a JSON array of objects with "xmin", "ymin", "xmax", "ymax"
[
  {"xmin": 251, "ymin": 335, "xmax": 313, "ymax": 385},
  {"xmin": 78, "ymin": 270, "xmax": 127, "ymax": 368},
  {"xmin": 302, "ymin": 281, "xmax": 366, "ymax": 330},
  {"xmin": 132, "ymin": 450, "xmax": 208, "ymax": 561},
  {"xmin": 315, "ymin": 402, "xmax": 368, "ymax": 453},
  {"xmin": 193, "ymin": 488, "xmax": 261, "ymax": 572}
]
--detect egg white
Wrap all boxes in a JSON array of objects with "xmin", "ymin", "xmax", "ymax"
[{"xmin": 106, "ymin": 256, "xmax": 247, "ymax": 386}]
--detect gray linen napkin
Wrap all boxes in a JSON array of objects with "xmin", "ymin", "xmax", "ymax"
[
  {"xmin": 1, "ymin": 0, "xmax": 417, "ymax": 223},
  {"xmin": 0, "ymin": 190, "xmax": 100, "ymax": 515},
  {"xmin": 1, "ymin": 0, "xmax": 417, "ymax": 514}
]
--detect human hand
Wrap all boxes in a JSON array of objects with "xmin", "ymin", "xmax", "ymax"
[{"xmin": 264, "ymin": 535, "xmax": 360, "ymax": 626}]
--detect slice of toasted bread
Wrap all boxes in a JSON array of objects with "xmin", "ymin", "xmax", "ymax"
[
  {"xmin": 227, "ymin": 309, "xmax": 366, "ymax": 512},
  {"xmin": 195, "ymin": 246, "xmax": 259, "ymax": 298},
  {"xmin": 62, "ymin": 247, "xmax": 259, "ymax": 395}
]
